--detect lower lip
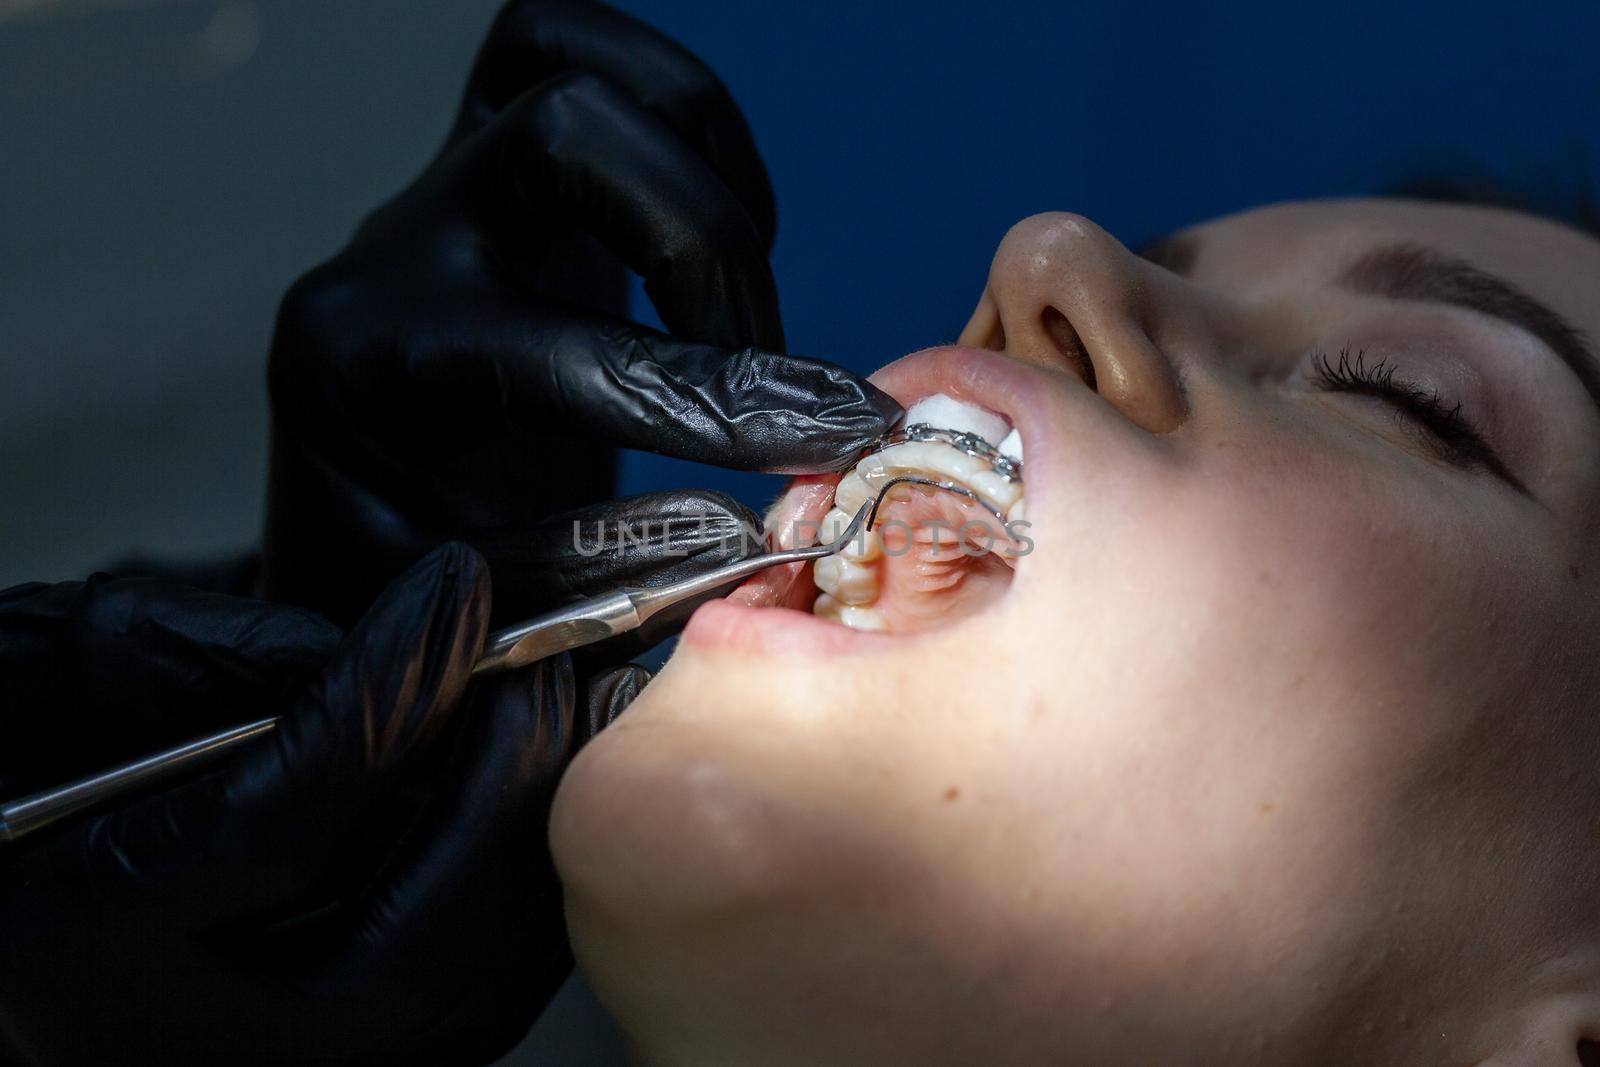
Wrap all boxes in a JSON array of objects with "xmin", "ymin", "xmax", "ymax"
[{"xmin": 680, "ymin": 598, "xmax": 897, "ymax": 656}]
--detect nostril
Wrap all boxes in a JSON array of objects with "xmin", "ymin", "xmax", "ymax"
[
  {"xmin": 1042, "ymin": 306, "xmax": 1097, "ymax": 391},
  {"xmin": 981, "ymin": 318, "xmax": 1006, "ymax": 352}
]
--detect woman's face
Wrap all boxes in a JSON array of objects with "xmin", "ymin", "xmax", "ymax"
[{"xmin": 552, "ymin": 198, "xmax": 1600, "ymax": 1065}]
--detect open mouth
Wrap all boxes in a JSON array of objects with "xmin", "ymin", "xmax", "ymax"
[{"xmin": 684, "ymin": 346, "xmax": 1047, "ymax": 655}]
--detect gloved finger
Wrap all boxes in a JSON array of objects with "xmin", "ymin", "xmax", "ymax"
[
  {"xmin": 581, "ymin": 662, "xmax": 650, "ymax": 735},
  {"xmin": 100, "ymin": 549, "xmax": 260, "ymax": 597},
  {"xmin": 300, "ymin": 657, "xmax": 591, "ymax": 1062},
  {"xmin": 461, "ymin": 68, "xmax": 777, "ymax": 350},
  {"xmin": 35, "ymin": 543, "xmax": 491, "ymax": 926},
  {"xmin": 447, "ymin": 0, "xmax": 776, "ymax": 249},
  {"xmin": 0, "ymin": 576, "xmax": 339, "ymax": 791},
  {"xmin": 302, "ymin": 288, "xmax": 900, "ymax": 476},
  {"xmin": 468, "ymin": 488, "xmax": 762, "ymax": 625},
  {"xmin": 274, "ymin": 70, "xmax": 901, "ymax": 476},
  {"xmin": 475, "ymin": 488, "xmax": 764, "ymax": 662}
]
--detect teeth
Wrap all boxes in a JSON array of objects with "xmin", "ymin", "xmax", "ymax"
[
  {"xmin": 998, "ymin": 427, "xmax": 1023, "ymax": 464},
  {"xmin": 964, "ymin": 469, "xmax": 1023, "ymax": 513},
  {"xmin": 859, "ymin": 441, "xmax": 1009, "ymax": 492},
  {"xmin": 813, "ymin": 594, "xmax": 890, "ymax": 632},
  {"xmin": 839, "ymin": 529, "xmax": 882, "ymax": 563},
  {"xmin": 820, "ymin": 506, "xmax": 882, "ymax": 562},
  {"xmin": 809, "ymin": 392, "xmax": 1026, "ymax": 632},
  {"xmin": 817, "ymin": 507, "xmax": 852, "ymax": 541},
  {"xmin": 833, "ymin": 471, "xmax": 874, "ymax": 515},
  {"xmin": 859, "ymin": 441, "xmax": 991, "ymax": 484},
  {"xmin": 814, "ymin": 555, "xmax": 879, "ymax": 604},
  {"xmin": 903, "ymin": 394, "xmax": 1010, "ymax": 448}
]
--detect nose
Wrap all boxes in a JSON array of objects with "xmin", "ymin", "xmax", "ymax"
[{"xmin": 959, "ymin": 212, "xmax": 1188, "ymax": 433}]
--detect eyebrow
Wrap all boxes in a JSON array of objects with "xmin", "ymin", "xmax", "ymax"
[
  {"xmin": 1338, "ymin": 242, "xmax": 1600, "ymax": 413},
  {"xmin": 1138, "ymin": 234, "xmax": 1600, "ymax": 414},
  {"xmin": 1136, "ymin": 232, "xmax": 1199, "ymax": 276}
]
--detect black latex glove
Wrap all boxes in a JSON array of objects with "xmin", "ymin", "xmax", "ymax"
[
  {"xmin": 0, "ymin": 544, "xmax": 641, "ymax": 1065},
  {"xmin": 265, "ymin": 0, "xmax": 902, "ymax": 627}
]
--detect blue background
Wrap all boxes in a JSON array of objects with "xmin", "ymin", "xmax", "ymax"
[
  {"xmin": 613, "ymin": 0, "xmax": 1600, "ymax": 511},
  {"xmin": 4, "ymin": 0, "xmax": 1598, "ymax": 587},
  {"xmin": 1, "ymin": 0, "xmax": 1596, "ymax": 1059}
]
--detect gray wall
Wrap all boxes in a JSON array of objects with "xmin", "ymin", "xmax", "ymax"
[
  {"xmin": 0, "ymin": 2, "xmax": 624, "ymax": 1059},
  {"xmin": 1, "ymin": 0, "xmax": 503, "ymax": 585}
]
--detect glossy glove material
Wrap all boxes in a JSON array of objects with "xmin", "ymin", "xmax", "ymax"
[
  {"xmin": 0, "ymin": 544, "xmax": 641, "ymax": 1065},
  {"xmin": 270, "ymin": 480, "xmax": 766, "ymax": 638},
  {"xmin": 0, "ymin": 573, "xmax": 338, "ymax": 798},
  {"xmin": 265, "ymin": 0, "xmax": 901, "ymax": 627},
  {"xmin": 475, "ymin": 487, "xmax": 773, "ymax": 667}
]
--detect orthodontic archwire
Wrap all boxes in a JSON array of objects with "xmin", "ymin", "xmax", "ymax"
[
  {"xmin": 863, "ymin": 476, "xmax": 1008, "ymax": 529},
  {"xmin": 856, "ymin": 422, "xmax": 1024, "ymax": 531},
  {"xmin": 872, "ymin": 423, "xmax": 1023, "ymax": 483}
]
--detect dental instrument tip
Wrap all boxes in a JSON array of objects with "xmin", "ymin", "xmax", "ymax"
[{"xmin": 863, "ymin": 476, "xmax": 1008, "ymax": 531}]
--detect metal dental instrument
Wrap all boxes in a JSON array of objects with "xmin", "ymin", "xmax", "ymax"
[
  {"xmin": 864, "ymin": 474, "xmax": 1009, "ymax": 528},
  {"xmin": 0, "ymin": 500, "xmax": 876, "ymax": 845}
]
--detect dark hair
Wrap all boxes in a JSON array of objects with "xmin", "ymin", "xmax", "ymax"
[{"xmin": 1385, "ymin": 157, "xmax": 1600, "ymax": 240}]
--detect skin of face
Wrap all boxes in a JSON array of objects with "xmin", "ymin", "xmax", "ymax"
[{"xmin": 550, "ymin": 199, "xmax": 1600, "ymax": 1066}]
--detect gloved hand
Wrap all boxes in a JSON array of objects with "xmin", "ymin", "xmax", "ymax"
[
  {"xmin": 0, "ymin": 544, "xmax": 641, "ymax": 1065},
  {"xmin": 265, "ymin": 0, "xmax": 902, "ymax": 628}
]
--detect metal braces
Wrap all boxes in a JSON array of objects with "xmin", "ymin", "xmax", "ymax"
[{"xmin": 869, "ymin": 423, "xmax": 1022, "ymax": 483}]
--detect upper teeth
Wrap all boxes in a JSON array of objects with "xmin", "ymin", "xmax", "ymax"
[
  {"xmin": 901, "ymin": 393, "xmax": 1012, "ymax": 446},
  {"xmin": 811, "ymin": 393, "xmax": 1025, "ymax": 632},
  {"xmin": 856, "ymin": 443, "xmax": 1022, "ymax": 514},
  {"xmin": 998, "ymin": 427, "xmax": 1023, "ymax": 464}
]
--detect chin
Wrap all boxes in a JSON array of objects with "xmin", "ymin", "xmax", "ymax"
[{"xmin": 550, "ymin": 345, "xmax": 1063, "ymax": 1041}]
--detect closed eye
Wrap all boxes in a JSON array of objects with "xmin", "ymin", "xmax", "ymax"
[{"xmin": 1307, "ymin": 347, "xmax": 1527, "ymax": 494}]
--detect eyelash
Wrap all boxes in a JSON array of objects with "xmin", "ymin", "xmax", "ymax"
[{"xmin": 1307, "ymin": 347, "xmax": 1521, "ymax": 487}]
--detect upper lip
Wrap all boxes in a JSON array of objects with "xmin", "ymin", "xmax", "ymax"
[{"xmin": 866, "ymin": 344, "xmax": 1049, "ymax": 468}]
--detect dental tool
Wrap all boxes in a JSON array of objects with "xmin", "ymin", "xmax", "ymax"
[
  {"xmin": 864, "ymin": 474, "xmax": 1009, "ymax": 527},
  {"xmin": 1, "ymin": 498, "xmax": 880, "ymax": 845}
]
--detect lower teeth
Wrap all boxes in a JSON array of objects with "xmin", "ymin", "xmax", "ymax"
[{"xmin": 812, "ymin": 593, "xmax": 890, "ymax": 632}]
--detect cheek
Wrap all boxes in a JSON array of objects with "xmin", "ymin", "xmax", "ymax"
[
  {"xmin": 977, "ymin": 419, "xmax": 1539, "ymax": 907},
  {"xmin": 552, "ymin": 405, "xmax": 1577, "ymax": 1049},
  {"xmin": 1012, "ymin": 410, "xmax": 1528, "ymax": 730}
]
